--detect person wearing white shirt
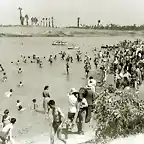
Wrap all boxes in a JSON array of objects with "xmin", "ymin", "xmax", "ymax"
[
  {"xmin": 67, "ymin": 88, "xmax": 79, "ymax": 130},
  {"xmin": 2, "ymin": 109, "xmax": 11, "ymax": 128},
  {"xmin": 0, "ymin": 118, "xmax": 16, "ymax": 144}
]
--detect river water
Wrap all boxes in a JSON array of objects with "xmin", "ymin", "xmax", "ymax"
[{"xmin": 0, "ymin": 36, "xmax": 143, "ymax": 141}]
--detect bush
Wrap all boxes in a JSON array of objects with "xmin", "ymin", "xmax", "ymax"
[{"xmin": 93, "ymin": 89, "xmax": 144, "ymax": 143}]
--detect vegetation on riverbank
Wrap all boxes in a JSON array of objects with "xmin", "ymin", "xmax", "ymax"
[{"xmin": 0, "ymin": 26, "xmax": 144, "ymax": 37}]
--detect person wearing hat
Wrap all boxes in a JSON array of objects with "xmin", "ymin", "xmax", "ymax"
[{"xmin": 67, "ymin": 88, "xmax": 79, "ymax": 131}]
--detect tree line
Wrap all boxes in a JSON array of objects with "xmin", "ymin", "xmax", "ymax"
[{"xmin": 71, "ymin": 18, "xmax": 144, "ymax": 31}]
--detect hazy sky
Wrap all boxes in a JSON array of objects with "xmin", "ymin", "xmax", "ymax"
[{"xmin": 0, "ymin": 0, "xmax": 144, "ymax": 26}]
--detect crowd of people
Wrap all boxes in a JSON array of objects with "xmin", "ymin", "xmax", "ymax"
[
  {"xmin": 0, "ymin": 39, "xmax": 144, "ymax": 144},
  {"xmin": 113, "ymin": 39, "xmax": 144, "ymax": 91}
]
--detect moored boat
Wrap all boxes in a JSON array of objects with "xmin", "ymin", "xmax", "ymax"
[
  {"xmin": 68, "ymin": 45, "xmax": 80, "ymax": 50},
  {"xmin": 52, "ymin": 41, "xmax": 67, "ymax": 46}
]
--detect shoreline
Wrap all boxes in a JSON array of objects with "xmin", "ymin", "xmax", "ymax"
[{"xmin": 0, "ymin": 27, "xmax": 144, "ymax": 37}]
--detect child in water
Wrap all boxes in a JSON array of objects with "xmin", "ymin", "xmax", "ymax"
[
  {"xmin": 18, "ymin": 81, "xmax": 23, "ymax": 87},
  {"xmin": 2, "ymin": 72, "xmax": 7, "ymax": 82},
  {"xmin": 5, "ymin": 89, "xmax": 13, "ymax": 98},
  {"xmin": 16, "ymin": 100, "xmax": 25, "ymax": 111},
  {"xmin": 32, "ymin": 99, "xmax": 38, "ymax": 110},
  {"xmin": 18, "ymin": 68, "xmax": 22, "ymax": 74}
]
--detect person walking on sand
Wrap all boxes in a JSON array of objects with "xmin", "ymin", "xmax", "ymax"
[
  {"xmin": 43, "ymin": 85, "xmax": 51, "ymax": 113},
  {"xmin": 67, "ymin": 88, "xmax": 79, "ymax": 131},
  {"xmin": 85, "ymin": 86, "xmax": 95, "ymax": 123},
  {"xmin": 76, "ymin": 88, "xmax": 88, "ymax": 135},
  {"xmin": 48, "ymin": 100, "xmax": 67, "ymax": 144},
  {"xmin": 0, "ymin": 118, "xmax": 16, "ymax": 144}
]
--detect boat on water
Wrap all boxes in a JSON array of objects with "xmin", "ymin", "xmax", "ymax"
[
  {"xmin": 52, "ymin": 41, "xmax": 67, "ymax": 46},
  {"xmin": 101, "ymin": 45, "xmax": 119, "ymax": 49},
  {"xmin": 68, "ymin": 45, "xmax": 80, "ymax": 50}
]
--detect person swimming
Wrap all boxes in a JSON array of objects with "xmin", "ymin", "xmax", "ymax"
[
  {"xmin": 17, "ymin": 81, "xmax": 23, "ymax": 87},
  {"xmin": 18, "ymin": 68, "xmax": 22, "ymax": 74},
  {"xmin": 5, "ymin": 89, "xmax": 13, "ymax": 98},
  {"xmin": 16, "ymin": 100, "xmax": 25, "ymax": 111},
  {"xmin": 2, "ymin": 73, "xmax": 7, "ymax": 82}
]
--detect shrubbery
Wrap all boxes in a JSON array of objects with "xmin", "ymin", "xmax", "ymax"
[{"xmin": 93, "ymin": 88, "xmax": 144, "ymax": 143}]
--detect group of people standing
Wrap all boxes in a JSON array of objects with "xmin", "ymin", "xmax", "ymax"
[
  {"xmin": 113, "ymin": 39, "xmax": 144, "ymax": 91},
  {"xmin": 42, "ymin": 76, "xmax": 96, "ymax": 144}
]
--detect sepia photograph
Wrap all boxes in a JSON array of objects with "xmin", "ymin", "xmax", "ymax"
[{"xmin": 0, "ymin": 0, "xmax": 144, "ymax": 144}]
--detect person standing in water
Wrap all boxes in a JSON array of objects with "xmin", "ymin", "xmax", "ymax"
[
  {"xmin": 66, "ymin": 62, "xmax": 69, "ymax": 75},
  {"xmin": 1, "ymin": 109, "xmax": 11, "ymax": 128},
  {"xmin": 43, "ymin": 85, "xmax": 51, "ymax": 114},
  {"xmin": 0, "ymin": 118, "xmax": 16, "ymax": 144}
]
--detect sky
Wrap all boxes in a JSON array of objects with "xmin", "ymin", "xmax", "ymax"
[{"xmin": 0, "ymin": 0, "xmax": 144, "ymax": 27}]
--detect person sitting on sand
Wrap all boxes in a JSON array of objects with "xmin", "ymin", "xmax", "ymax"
[
  {"xmin": 1, "ymin": 109, "xmax": 11, "ymax": 128},
  {"xmin": 18, "ymin": 68, "xmax": 22, "ymax": 74},
  {"xmin": 0, "ymin": 118, "xmax": 16, "ymax": 144},
  {"xmin": 5, "ymin": 89, "xmax": 13, "ymax": 98},
  {"xmin": 17, "ymin": 81, "xmax": 23, "ymax": 87},
  {"xmin": 48, "ymin": 100, "xmax": 67, "ymax": 144}
]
